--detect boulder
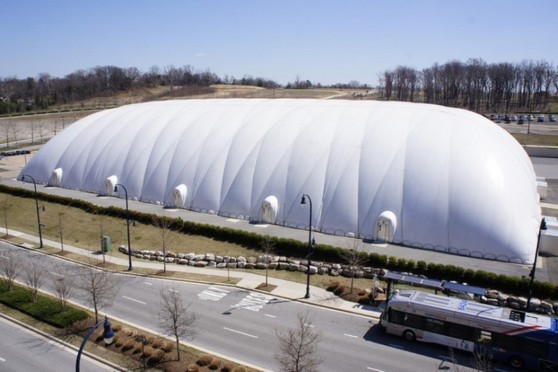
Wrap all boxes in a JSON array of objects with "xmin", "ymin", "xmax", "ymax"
[
  {"xmin": 216, "ymin": 262, "xmax": 227, "ymax": 268},
  {"xmin": 228, "ymin": 262, "xmax": 238, "ymax": 269},
  {"xmin": 247, "ymin": 256, "xmax": 257, "ymax": 264},
  {"xmin": 194, "ymin": 254, "xmax": 205, "ymax": 261},
  {"xmin": 177, "ymin": 258, "xmax": 188, "ymax": 265},
  {"xmin": 185, "ymin": 253, "xmax": 196, "ymax": 260},
  {"xmin": 237, "ymin": 262, "xmax": 245, "ymax": 269},
  {"xmin": 288, "ymin": 264, "xmax": 299, "ymax": 271},
  {"xmin": 277, "ymin": 262, "xmax": 288, "ymax": 270},
  {"xmin": 194, "ymin": 261, "xmax": 208, "ymax": 267},
  {"xmin": 245, "ymin": 263, "xmax": 256, "ymax": 269},
  {"xmin": 205, "ymin": 253, "xmax": 215, "ymax": 261},
  {"xmin": 237, "ymin": 256, "xmax": 247, "ymax": 263},
  {"xmin": 166, "ymin": 251, "xmax": 177, "ymax": 258},
  {"xmin": 255, "ymin": 263, "xmax": 267, "ymax": 269},
  {"xmin": 215, "ymin": 255, "xmax": 224, "ymax": 263}
]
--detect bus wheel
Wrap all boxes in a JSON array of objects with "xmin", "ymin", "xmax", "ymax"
[
  {"xmin": 508, "ymin": 355, "xmax": 524, "ymax": 369},
  {"xmin": 403, "ymin": 330, "xmax": 415, "ymax": 342}
]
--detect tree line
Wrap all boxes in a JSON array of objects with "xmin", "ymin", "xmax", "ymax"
[
  {"xmin": 0, "ymin": 64, "xmax": 281, "ymax": 115},
  {"xmin": 378, "ymin": 59, "xmax": 557, "ymax": 113}
]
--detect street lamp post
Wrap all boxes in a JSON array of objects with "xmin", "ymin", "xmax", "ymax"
[
  {"xmin": 22, "ymin": 174, "xmax": 44, "ymax": 248},
  {"xmin": 114, "ymin": 183, "xmax": 132, "ymax": 271},
  {"xmin": 300, "ymin": 194, "xmax": 314, "ymax": 299},
  {"xmin": 526, "ymin": 218, "xmax": 547, "ymax": 311},
  {"xmin": 75, "ymin": 316, "xmax": 114, "ymax": 372}
]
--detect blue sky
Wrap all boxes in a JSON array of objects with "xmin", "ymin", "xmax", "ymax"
[{"xmin": 2, "ymin": 0, "xmax": 556, "ymax": 86}]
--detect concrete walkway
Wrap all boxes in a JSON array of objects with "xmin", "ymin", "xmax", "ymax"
[{"xmin": 2, "ymin": 227, "xmax": 383, "ymax": 319}]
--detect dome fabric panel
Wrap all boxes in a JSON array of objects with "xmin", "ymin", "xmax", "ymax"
[{"xmin": 18, "ymin": 99, "xmax": 541, "ymax": 263}]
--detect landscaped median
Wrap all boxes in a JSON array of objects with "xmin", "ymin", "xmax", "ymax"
[{"xmin": 0, "ymin": 281, "xmax": 258, "ymax": 371}]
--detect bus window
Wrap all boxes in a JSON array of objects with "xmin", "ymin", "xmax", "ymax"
[
  {"xmin": 447, "ymin": 323, "xmax": 476, "ymax": 341},
  {"xmin": 425, "ymin": 318, "xmax": 444, "ymax": 334},
  {"xmin": 404, "ymin": 313, "xmax": 423, "ymax": 329}
]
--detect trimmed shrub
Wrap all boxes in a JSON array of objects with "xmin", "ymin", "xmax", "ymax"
[
  {"xmin": 333, "ymin": 285, "xmax": 346, "ymax": 296},
  {"xmin": 209, "ymin": 358, "xmax": 221, "ymax": 370},
  {"xmin": 151, "ymin": 338, "xmax": 163, "ymax": 349},
  {"xmin": 326, "ymin": 281, "xmax": 340, "ymax": 291},
  {"xmin": 197, "ymin": 354, "xmax": 214, "ymax": 367},
  {"xmin": 415, "ymin": 260, "xmax": 428, "ymax": 275},
  {"xmin": 122, "ymin": 339, "xmax": 136, "ymax": 352},
  {"xmin": 187, "ymin": 364, "xmax": 201, "ymax": 372},
  {"xmin": 221, "ymin": 364, "xmax": 234, "ymax": 372},
  {"xmin": 111, "ymin": 324, "xmax": 122, "ymax": 332},
  {"xmin": 162, "ymin": 342, "xmax": 174, "ymax": 353},
  {"xmin": 142, "ymin": 346, "xmax": 154, "ymax": 359}
]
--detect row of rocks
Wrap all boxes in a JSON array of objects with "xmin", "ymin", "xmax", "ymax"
[
  {"xmin": 483, "ymin": 289, "xmax": 558, "ymax": 315},
  {"xmin": 119, "ymin": 247, "xmax": 557, "ymax": 315},
  {"xmin": 118, "ymin": 246, "xmax": 383, "ymax": 278}
]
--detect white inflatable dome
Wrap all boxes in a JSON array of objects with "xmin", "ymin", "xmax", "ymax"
[{"xmin": 18, "ymin": 99, "xmax": 541, "ymax": 263}]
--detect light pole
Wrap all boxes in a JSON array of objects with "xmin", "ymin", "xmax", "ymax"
[
  {"xmin": 114, "ymin": 183, "xmax": 132, "ymax": 271},
  {"xmin": 22, "ymin": 174, "xmax": 44, "ymax": 248},
  {"xmin": 75, "ymin": 316, "xmax": 114, "ymax": 372},
  {"xmin": 300, "ymin": 194, "xmax": 314, "ymax": 299},
  {"xmin": 526, "ymin": 217, "xmax": 547, "ymax": 311}
]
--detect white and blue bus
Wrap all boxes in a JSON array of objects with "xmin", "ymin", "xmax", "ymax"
[{"xmin": 379, "ymin": 290, "xmax": 558, "ymax": 370}]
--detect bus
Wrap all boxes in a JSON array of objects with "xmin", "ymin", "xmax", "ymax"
[{"xmin": 379, "ymin": 290, "xmax": 558, "ymax": 370}]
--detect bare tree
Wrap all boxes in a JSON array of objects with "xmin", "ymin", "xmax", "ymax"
[
  {"xmin": 260, "ymin": 235, "xmax": 275, "ymax": 287},
  {"xmin": 58, "ymin": 212, "xmax": 65, "ymax": 252},
  {"xmin": 153, "ymin": 215, "xmax": 175, "ymax": 273},
  {"xmin": 23, "ymin": 258, "xmax": 45, "ymax": 302},
  {"xmin": 1, "ymin": 196, "xmax": 10, "ymax": 237},
  {"xmin": 340, "ymin": 239, "xmax": 368, "ymax": 293},
  {"xmin": 77, "ymin": 265, "xmax": 123, "ymax": 322},
  {"xmin": 275, "ymin": 312, "xmax": 322, "ymax": 372},
  {"xmin": 159, "ymin": 285, "xmax": 198, "ymax": 361},
  {"xmin": 51, "ymin": 265, "xmax": 73, "ymax": 309},
  {"xmin": 0, "ymin": 250, "xmax": 20, "ymax": 291}
]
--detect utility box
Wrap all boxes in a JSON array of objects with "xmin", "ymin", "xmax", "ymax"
[{"xmin": 101, "ymin": 235, "xmax": 112, "ymax": 253}]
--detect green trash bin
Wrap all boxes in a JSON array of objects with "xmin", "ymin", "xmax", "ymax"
[{"xmin": 101, "ymin": 235, "xmax": 112, "ymax": 253}]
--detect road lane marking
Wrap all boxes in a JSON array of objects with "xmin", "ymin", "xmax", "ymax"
[
  {"xmin": 223, "ymin": 327, "xmax": 258, "ymax": 339},
  {"xmin": 388, "ymin": 343, "xmax": 405, "ymax": 349},
  {"xmin": 169, "ymin": 288, "xmax": 179, "ymax": 293},
  {"xmin": 123, "ymin": 296, "xmax": 146, "ymax": 305},
  {"xmin": 49, "ymin": 271, "xmax": 64, "ymax": 278},
  {"xmin": 144, "ymin": 282, "xmax": 152, "ymax": 286},
  {"xmin": 0, "ymin": 255, "xmax": 8, "ymax": 260},
  {"xmin": 367, "ymin": 367, "xmax": 384, "ymax": 372},
  {"xmin": 198, "ymin": 286, "xmax": 229, "ymax": 301},
  {"xmin": 343, "ymin": 333, "xmax": 358, "ymax": 338},
  {"xmin": 265, "ymin": 314, "xmax": 276, "ymax": 318},
  {"xmin": 0, "ymin": 357, "xmax": 5, "ymax": 362},
  {"xmin": 231, "ymin": 292, "xmax": 274, "ymax": 312},
  {"xmin": 304, "ymin": 323, "xmax": 315, "ymax": 328}
]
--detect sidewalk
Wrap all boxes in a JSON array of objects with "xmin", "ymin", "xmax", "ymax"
[{"xmin": 2, "ymin": 227, "xmax": 382, "ymax": 319}]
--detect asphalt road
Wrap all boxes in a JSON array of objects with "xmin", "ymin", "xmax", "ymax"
[
  {"xmin": 2, "ymin": 243, "xmax": 488, "ymax": 372},
  {"xmin": 0, "ymin": 316, "xmax": 112, "ymax": 372}
]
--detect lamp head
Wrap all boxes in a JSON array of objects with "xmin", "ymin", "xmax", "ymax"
[
  {"xmin": 541, "ymin": 217, "xmax": 547, "ymax": 231},
  {"xmin": 300, "ymin": 195, "xmax": 306, "ymax": 205},
  {"xmin": 103, "ymin": 316, "xmax": 114, "ymax": 345},
  {"xmin": 113, "ymin": 185, "xmax": 118, "ymax": 192}
]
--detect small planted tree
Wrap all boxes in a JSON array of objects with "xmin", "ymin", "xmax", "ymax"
[
  {"xmin": 260, "ymin": 235, "xmax": 276, "ymax": 287},
  {"xmin": 23, "ymin": 258, "xmax": 45, "ymax": 302},
  {"xmin": 153, "ymin": 215, "xmax": 176, "ymax": 273},
  {"xmin": 159, "ymin": 285, "xmax": 198, "ymax": 361},
  {"xmin": 340, "ymin": 239, "xmax": 368, "ymax": 293},
  {"xmin": 275, "ymin": 312, "xmax": 322, "ymax": 372},
  {"xmin": 77, "ymin": 264, "xmax": 123, "ymax": 322},
  {"xmin": 0, "ymin": 250, "xmax": 20, "ymax": 291},
  {"xmin": 51, "ymin": 265, "xmax": 73, "ymax": 309}
]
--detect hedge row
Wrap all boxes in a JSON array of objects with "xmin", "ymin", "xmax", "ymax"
[
  {"xmin": 2, "ymin": 184, "xmax": 557, "ymax": 300},
  {"xmin": 0, "ymin": 282, "xmax": 88, "ymax": 328}
]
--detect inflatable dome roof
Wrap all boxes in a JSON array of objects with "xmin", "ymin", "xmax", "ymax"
[{"xmin": 18, "ymin": 99, "xmax": 541, "ymax": 263}]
